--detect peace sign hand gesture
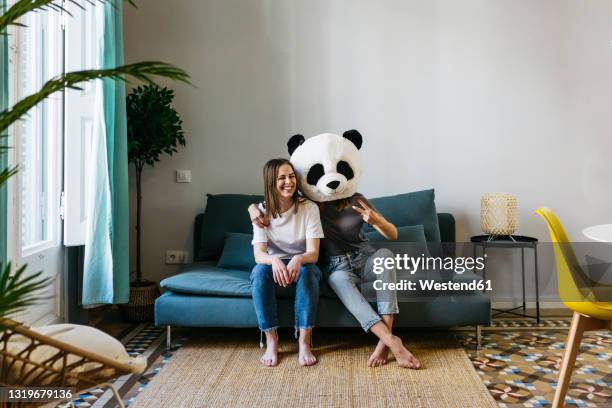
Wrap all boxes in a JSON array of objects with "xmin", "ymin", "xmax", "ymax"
[{"xmin": 352, "ymin": 199, "xmax": 383, "ymax": 227}]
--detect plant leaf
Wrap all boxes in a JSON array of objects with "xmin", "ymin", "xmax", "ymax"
[
  {"xmin": 0, "ymin": 61, "xmax": 191, "ymax": 135},
  {"xmin": 0, "ymin": 0, "xmax": 136, "ymax": 35},
  {"xmin": 0, "ymin": 263, "xmax": 52, "ymax": 324}
]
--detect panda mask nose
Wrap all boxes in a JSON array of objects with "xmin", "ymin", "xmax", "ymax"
[{"xmin": 327, "ymin": 180, "xmax": 341, "ymax": 190}]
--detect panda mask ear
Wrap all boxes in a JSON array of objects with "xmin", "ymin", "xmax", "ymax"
[
  {"xmin": 287, "ymin": 134, "xmax": 305, "ymax": 155},
  {"xmin": 343, "ymin": 129, "xmax": 362, "ymax": 150}
]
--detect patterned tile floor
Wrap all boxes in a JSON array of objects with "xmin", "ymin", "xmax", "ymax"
[
  {"xmin": 71, "ymin": 317, "xmax": 611, "ymax": 407},
  {"xmin": 458, "ymin": 328, "xmax": 611, "ymax": 407}
]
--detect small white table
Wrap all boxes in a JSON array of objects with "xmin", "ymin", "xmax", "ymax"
[{"xmin": 582, "ymin": 224, "xmax": 612, "ymax": 242}]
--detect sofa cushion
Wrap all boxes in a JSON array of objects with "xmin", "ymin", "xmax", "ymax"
[
  {"xmin": 161, "ymin": 263, "xmax": 337, "ymax": 298},
  {"xmin": 365, "ymin": 189, "xmax": 441, "ymax": 242},
  {"xmin": 160, "ymin": 262, "xmax": 251, "ymax": 296},
  {"xmin": 367, "ymin": 224, "xmax": 431, "ymax": 259},
  {"xmin": 198, "ymin": 194, "xmax": 263, "ymax": 261},
  {"xmin": 217, "ymin": 232, "xmax": 256, "ymax": 271},
  {"xmin": 365, "ymin": 224, "xmax": 426, "ymax": 243},
  {"xmin": 161, "ymin": 268, "xmax": 252, "ymax": 297}
]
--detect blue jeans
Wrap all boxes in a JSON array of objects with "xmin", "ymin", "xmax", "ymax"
[
  {"xmin": 326, "ymin": 248, "xmax": 399, "ymax": 332},
  {"xmin": 250, "ymin": 262, "xmax": 321, "ymax": 331}
]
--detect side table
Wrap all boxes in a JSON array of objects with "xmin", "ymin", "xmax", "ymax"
[{"xmin": 471, "ymin": 235, "xmax": 540, "ymax": 323}]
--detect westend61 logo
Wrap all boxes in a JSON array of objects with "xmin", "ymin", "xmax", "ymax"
[{"xmin": 372, "ymin": 254, "xmax": 486, "ymax": 275}]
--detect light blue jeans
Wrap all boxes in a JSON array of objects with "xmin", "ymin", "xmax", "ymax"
[{"xmin": 326, "ymin": 248, "xmax": 399, "ymax": 332}]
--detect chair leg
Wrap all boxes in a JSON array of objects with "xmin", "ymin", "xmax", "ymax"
[
  {"xmin": 552, "ymin": 312, "xmax": 606, "ymax": 408},
  {"xmin": 166, "ymin": 325, "xmax": 172, "ymax": 350},
  {"xmin": 108, "ymin": 383, "xmax": 126, "ymax": 408},
  {"xmin": 99, "ymin": 382, "xmax": 125, "ymax": 408},
  {"xmin": 475, "ymin": 325, "xmax": 482, "ymax": 349}
]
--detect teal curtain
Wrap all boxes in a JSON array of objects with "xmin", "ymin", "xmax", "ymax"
[
  {"xmin": 0, "ymin": 0, "xmax": 8, "ymax": 266},
  {"xmin": 82, "ymin": 3, "xmax": 129, "ymax": 305}
]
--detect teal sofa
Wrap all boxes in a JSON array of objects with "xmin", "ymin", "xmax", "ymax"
[{"xmin": 155, "ymin": 190, "xmax": 491, "ymax": 347}]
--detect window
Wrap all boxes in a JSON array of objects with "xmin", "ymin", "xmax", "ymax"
[
  {"xmin": 10, "ymin": 10, "xmax": 63, "ymax": 257},
  {"xmin": 7, "ymin": 6, "xmax": 64, "ymax": 325}
]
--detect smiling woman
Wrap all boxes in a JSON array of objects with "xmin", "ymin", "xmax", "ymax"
[
  {"xmin": 250, "ymin": 158, "xmax": 324, "ymax": 367},
  {"xmin": 261, "ymin": 159, "xmax": 302, "ymax": 223}
]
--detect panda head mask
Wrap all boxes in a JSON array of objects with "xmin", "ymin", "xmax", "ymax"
[{"xmin": 287, "ymin": 130, "xmax": 362, "ymax": 202}]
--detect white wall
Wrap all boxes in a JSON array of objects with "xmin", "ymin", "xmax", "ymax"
[{"xmin": 124, "ymin": 0, "xmax": 612, "ymax": 304}]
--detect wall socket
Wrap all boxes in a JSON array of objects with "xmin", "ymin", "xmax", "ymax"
[{"xmin": 165, "ymin": 250, "xmax": 188, "ymax": 265}]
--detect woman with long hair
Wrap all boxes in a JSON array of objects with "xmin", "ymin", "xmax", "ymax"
[{"xmin": 250, "ymin": 158, "xmax": 324, "ymax": 367}]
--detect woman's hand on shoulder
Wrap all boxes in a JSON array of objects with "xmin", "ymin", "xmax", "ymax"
[{"xmin": 248, "ymin": 204, "xmax": 268, "ymax": 228}]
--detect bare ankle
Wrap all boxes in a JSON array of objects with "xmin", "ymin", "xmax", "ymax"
[
  {"xmin": 265, "ymin": 330, "xmax": 278, "ymax": 345},
  {"xmin": 298, "ymin": 328, "xmax": 312, "ymax": 346}
]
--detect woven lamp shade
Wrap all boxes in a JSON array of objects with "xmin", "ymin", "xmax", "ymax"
[{"xmin": 480, "ymin": 193, "xmax": 518, "ymax": 236}]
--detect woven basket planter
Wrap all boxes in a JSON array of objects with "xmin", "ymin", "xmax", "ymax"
[
  {"xmin": 120, "ymin": 282, "xmax": 160, "ymax": 322},
  {"xmin": 480, "ymin": 193, "xmax": 518, "ymax": 236}
]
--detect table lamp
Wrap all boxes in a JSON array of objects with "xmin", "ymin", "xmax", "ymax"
[{"xmin": 480, "ymin": 192, "xmax": 518, "ymax": 237}]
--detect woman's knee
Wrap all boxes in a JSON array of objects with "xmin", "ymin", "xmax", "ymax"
[
  {"xmin": 299, "ymin": 263, "xmax": 321, "ymax": 282},
  {"xmin": 373, "ymin": 248, "xmax": 394, "ymax": 260},
  {"xmin": 327, "ymin": 269, "xmax": 352, "ymax": 289},
  {"xmin": 250, "ymin": 264, "xmax": 272, "ymax": 284},
  {"xmin": 368, "ymin": 248, "xmax": 396, "ymax": 277}
]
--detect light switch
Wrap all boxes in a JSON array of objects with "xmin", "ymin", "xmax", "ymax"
[{"xmin": 176, "ymin": 169, "xmax": 191, "ymax": 183}]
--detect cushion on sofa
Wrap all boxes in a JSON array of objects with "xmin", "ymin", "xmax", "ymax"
[
  {"xmin": 217, "ymin": 232, "xmax": 256, "ymax": 271},
  {"xmin": 161, "ymin": 263, "xmax": 338, "ymax": 298},
  {"xmin": 365, "ymin": 224, "xmax": 426, "ymax": 243},
  {"xmin": 161, "ymin": 269, "xmax": 253, "ymax": 297},
  {"xmin": 160, "ymin": 267, "xmax": 483, "ymax": 300},
  {"xmin": 367, "ymin": 224, "xmax": 431, "ymax": 259},
  {"xmin": 198, "ymin": 194, "xmax": 263, "ymax": 261},
  {"xmin": 365, "ymin": 189, "xmax": 441, "ymax": 242}
]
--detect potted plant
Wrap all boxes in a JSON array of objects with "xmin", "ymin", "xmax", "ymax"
[{"xmin": 124, "ymin": 84, "xmax": 185, "ymax": 321}]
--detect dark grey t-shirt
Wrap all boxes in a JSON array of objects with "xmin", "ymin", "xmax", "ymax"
[{"xmin": 320, "ymin": 193, "xmax": 376, "ymax": 256}]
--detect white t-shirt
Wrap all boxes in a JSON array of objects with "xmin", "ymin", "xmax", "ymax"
[{"xmin": 252, "ymin": 200, "xmax": 324, "ymax": 259}]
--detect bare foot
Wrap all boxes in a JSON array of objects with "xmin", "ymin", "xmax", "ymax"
[
  {"xmin": 387, "ymin": 335, "xmax": 421, "ymax": 369},
  {"xmin": 260, "ymin": 335, "xmax": 278, "ymax": 367},
  {"xmin": 298, "ymin": 341, "xmax": 317, "ymax": 366},
  {"xmin": 368, "ymin": 340, "xmax": 390, "ymax": 367}
]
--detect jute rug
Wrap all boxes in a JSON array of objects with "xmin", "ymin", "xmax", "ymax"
[{"xmin": 130, "ymin": 329, "xmax": 497, "ymax": 408}]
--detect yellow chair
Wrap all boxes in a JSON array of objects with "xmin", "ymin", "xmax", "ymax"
[{"xmin": 535, "ymin": 207, "xmax": 612, "ymax": 408}]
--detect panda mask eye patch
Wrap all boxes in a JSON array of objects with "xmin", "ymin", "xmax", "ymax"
[
  {"xmin": 337, "ymin": 160, "xmax": 354, "ymax": 180},
  {"xmin": 307, "ymin": 163, "xmax": 325, "ymax": 185}
]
